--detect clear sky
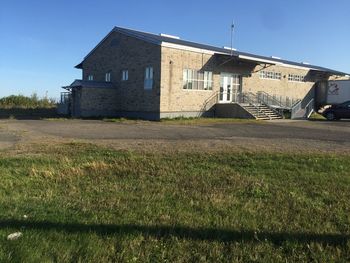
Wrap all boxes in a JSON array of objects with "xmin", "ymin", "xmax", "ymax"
[{"xmin": 0, "ymin": 0, "xmax": 349, "ymax": 99}]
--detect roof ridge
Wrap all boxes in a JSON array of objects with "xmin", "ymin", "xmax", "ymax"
[
  {"xmin": 114, "ymin": 26, "xmax": 231, "ymax": 52},
  {"xmin": 76, "ymin": 26, "xmax": 348, "ymax": 76}
]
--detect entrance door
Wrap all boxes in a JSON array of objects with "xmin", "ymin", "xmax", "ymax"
[
  {"xmin": 220, "ymin": 74, "xmax": 232, "ymax": 103},
  {"xmin": 71, "ymin": 88, "xmax": 81, "ymax": 117},
  {"xmin": 219, "ymin": 74, "xmax": 241, "ymax": 103}
]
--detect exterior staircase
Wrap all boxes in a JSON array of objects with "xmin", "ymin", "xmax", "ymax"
[
  {"xmin": 213, "ymin": 91, "xmax": 288, "ymax": 120},
  {"xmin": 241, "ymin": 104, "xmax": 283, "ymax": 120}
]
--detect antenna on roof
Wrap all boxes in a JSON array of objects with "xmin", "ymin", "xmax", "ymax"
[{"xmin": 230, "ymin": 20, "xmax": 235, "ymax": 56}]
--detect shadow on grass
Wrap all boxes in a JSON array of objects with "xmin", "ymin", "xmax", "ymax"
[{"xmin": 0, "ymin": 220, "xmax": 349, "ymax": 245}]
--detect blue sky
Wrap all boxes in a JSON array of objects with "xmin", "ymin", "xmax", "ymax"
[{"xmin": 0, "ymin": 0, "xmax": 349, "ymax": 99}]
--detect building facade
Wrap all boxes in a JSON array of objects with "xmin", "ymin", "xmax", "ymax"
[{"xmin": 62, "ymin": 27, "xmax": 347, "ymax": 120}]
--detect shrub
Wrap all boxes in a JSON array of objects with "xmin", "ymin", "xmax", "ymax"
[{"xmin": 0, "ymin": 93, "xmax": 57, "ymax": 109}]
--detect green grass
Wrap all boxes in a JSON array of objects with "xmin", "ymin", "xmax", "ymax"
[
  {"xmin": 102, "ymin": 117, "xmax": 140, "ymax": 123},
  {"xmin": 0, "ymin": 143, "xmax": 349, "ymax": 262},
  {"xmin": 309, "ymin": 112, "xmax": 327, "ymax": 121}
]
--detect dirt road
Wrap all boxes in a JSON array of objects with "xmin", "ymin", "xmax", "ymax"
[{"xmin": 1, "ymin": 119, "xmax": 350, "ymax": 153}]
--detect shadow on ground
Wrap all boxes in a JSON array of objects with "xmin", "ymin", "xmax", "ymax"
[
  {"xmin": 0, "ymin": 108, "xmax": 61, "ymax": 120},
  {"xmin": 1, "ymin": 220, "xmax": 349, "ymax": 245}
]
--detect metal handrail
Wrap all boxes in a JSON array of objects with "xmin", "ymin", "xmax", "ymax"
[
  {"xmin": 262, "ymin": 102, "xmax": 284, "ymax": 119},
  {"xmin": 202, "ymin": 91, "xmax": 219, "ymax": 111},
  {"xmin": 241, "ymin": 93, "xmax": 269, "ymax": 119},
  {"xmin": 291, "ymin": 98, "xmax": 314, "ymax": 119},
  {"xmin": 258, "ymin": 91, "xmax": 301, "ymax": 109},
  {"xmin": 257, "ymin": 91, "xmax": 285, "ymax": 108},
  {"xmin": 291, "ymin": 100, "xmax": 302, "ymax": 119},
  {"xmin": 257, "ymin": 92, "xmax": 285, "ymax": 118},
  {"xmin": 291, "ymin": 99, "xmax": 302, "ymax": 108},
  {"xmin": 216, "ymin": 90, "xmax": 298, "ymax": 119},
  {"xmin": 305, "ymin": 98, "xmax": 315, "ymax": 118},
  {"xmin": 60, "ymin": 92, "xmax": 71, "ymax": 104}
]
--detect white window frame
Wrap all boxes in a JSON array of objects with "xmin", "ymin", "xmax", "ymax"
[
  {"xmin": 183, "ymin": 69, "xmax": 213, "ymax": 91},
  {"xmin": 259, "ymin": 71, "xmax": 281, "ymax": 81},
  {"xmin": 204, "ymin": 71, "xmax": 213, "ymax": 90},
  {"xmin": 105, "ymin": 72, "xmax": 111, "ymax": 82},
  {"xmin": 288, "ymin": 74, "xmax": 305, "ymax": 82},
  {"xmin": 122, "ymin": 70, "xmax": 128, "ymax": 81},
  {"xmin": 87, "ymin": 75, "xmax": 94, "ymax": 81},
  {"xmin": 144, "ymin": 67, "xmax": 153, "ymax": 90}
]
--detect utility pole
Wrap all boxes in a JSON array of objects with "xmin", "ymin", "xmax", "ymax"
[{"xmin": 230, "ymin": 20, "xmax": 235, "ymax": 56}]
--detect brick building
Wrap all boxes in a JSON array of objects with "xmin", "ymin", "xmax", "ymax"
[{"xmin": 61, "ymin": 27, "xmax": 348, "ymax": 120}]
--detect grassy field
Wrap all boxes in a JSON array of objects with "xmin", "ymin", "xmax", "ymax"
[{"xmin": 0, "ymin": 143, "xmax": 349, "ymax": 262}]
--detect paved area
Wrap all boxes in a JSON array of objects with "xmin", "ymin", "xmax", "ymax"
[{"xmin": 1, "ymin": 119, "xmax": 350, "ymax": 153}]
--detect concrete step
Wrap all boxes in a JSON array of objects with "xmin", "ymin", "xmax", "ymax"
[
  {"xmin": 241, "ymin": 103, "xmax": 283, "ymax": 120},
  {"xmin": 256, "ymin": 117, "xmax": 271, "ymax": 120}
]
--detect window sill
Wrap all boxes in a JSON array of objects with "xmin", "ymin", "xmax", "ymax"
[
  {"xmin": 259, "ymin": 78, "xmax": 282, "ymax": 81},
  {"xmin": 182, "ymin": 89, "xmax": 214, "ymax": 92}
]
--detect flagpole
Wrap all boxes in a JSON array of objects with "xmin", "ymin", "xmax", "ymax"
[{"xmin": 230, "ymin": 20, "xmax": 234, "ymax": 56}]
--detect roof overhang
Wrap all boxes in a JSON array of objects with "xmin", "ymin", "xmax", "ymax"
[
  {"xmin": 62, "ymin": 79, "xmax": 115, "ymax": 90},
  {"xmin": 75, "ymin": 62, "xmax": 83, "ymax": 69},
  {"xmin": 237, "ymin": 55, "xmax": 282, "ymax": 66},
  {"xmin": 225, "ymin": 54, "xmax": 348, "ymax": 76}
]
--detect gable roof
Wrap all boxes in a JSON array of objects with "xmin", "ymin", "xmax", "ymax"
[{"xmin": 76, "ymin": 26, "xmax": 348, "ymax": 76}]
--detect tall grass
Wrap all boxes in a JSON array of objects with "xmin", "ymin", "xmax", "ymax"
[
  {"xmin": 0, "ymin": 93, "xmax": 56, "ymax": 109},
  {"xmin": 0, "ymin": 143, "xmax": 349, "ymax": 262}
]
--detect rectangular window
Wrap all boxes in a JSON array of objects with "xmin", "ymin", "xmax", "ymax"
[
  {"xmin": 204, "ymin": 71, "xmax": 213, "ymax": 90},
  {"xmin": 122, "ymin": 70, "xmax": 128, "ymax": 81},
  {"xmin": 105, "ymin": 72, "xmax": 111, "ymax": 82},
  {"xmin": 288, "ymin": 74, "xmax": 305, "ymax": 82},
  {"xmin": 87, "ymin": 75, "xmax": 94, "ymax": 81},
  {"xmin": 183, "ymin": 69, "xmax": 213, "ymax": 90},
  {"xmin": 259, "ymin": 71, "xmax": 281, "ymax": 80},
  {"xmin": 144, "ymin": 67, "xmax": 153, "ymax": 90}
]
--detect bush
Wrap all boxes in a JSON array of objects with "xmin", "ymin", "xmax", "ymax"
[{"xmin": 0, "ymin": 93, "xmax": 57, "ymax": 109}]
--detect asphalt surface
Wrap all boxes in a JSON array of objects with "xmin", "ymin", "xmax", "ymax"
[
  {"xmin": 1, "ymin": 119, "xmax": 350, "ymax": 153},
  {"xmin": 0, "ymin": 129, "xmax": 19, "ymax": 149}
]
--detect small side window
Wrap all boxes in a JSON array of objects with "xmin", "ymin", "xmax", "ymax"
[
  {"xmin": 105, "ymin": 72, "xmax": 111, "ymax": 82},
  {"xmin": 144, "ymin": 67, "xmax": 153, "ymax": 90},
  {"xmin": 88, "ymin": 75, "xmax": 94, "ymax": 81},
  {"xmin": 122, "ymin": 70, "xmax": 129, "ymax": 81}
]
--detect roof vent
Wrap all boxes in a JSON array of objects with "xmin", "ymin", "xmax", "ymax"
[
  {"xmin": 271, "ymin": 56, "xmax": 281, "ymax": 59},
  {"xmin": 223, "ymin": 46, "xmax": 237, "ymax": 51},
  {"xmin": 159, "ymin": 33, "xmax": 180, "ymax": 39}
]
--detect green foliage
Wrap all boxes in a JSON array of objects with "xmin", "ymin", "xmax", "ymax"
[
  {"xmin": 309, "ymin": 112, "xmax": 327, "ymax": 120},
  {"xmin": 0, "ymin": 144, "xmax": 349, "ymax": 262},
  {"xmin": 0, "ymin": 93, "xmax": 56, "ymax": 109}
]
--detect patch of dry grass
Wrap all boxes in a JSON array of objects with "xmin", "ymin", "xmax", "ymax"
[{"xmin": 0, "ymin": 143, "xmax": 349, "ymax": 262}]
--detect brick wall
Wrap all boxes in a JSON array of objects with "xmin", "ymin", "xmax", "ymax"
[
  {"xmin": 160, "ymin": 46, "xmax": 318, "ymax": 114},
  {"xmin": 160, "ymin": 47, "xmax": 253, "ymax": 113},
  {"xmin": 243, "ymin": 65, "xmax": 315, "ymax": 99},
  {"xmin": 79, "ymin": 88, "xmax": 119, "ymax": 117},
  {"xmin": 81, "ymin": 31, "xmax": 161, "ymax": 113},
  {"xmin": 79, "ymin": 31, "xmax": 327, "ymax": 118}
]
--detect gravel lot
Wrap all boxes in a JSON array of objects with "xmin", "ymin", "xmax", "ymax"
[{"xmin": 1, "ymin": 119, "xmax": 350, "ymax": 153}]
